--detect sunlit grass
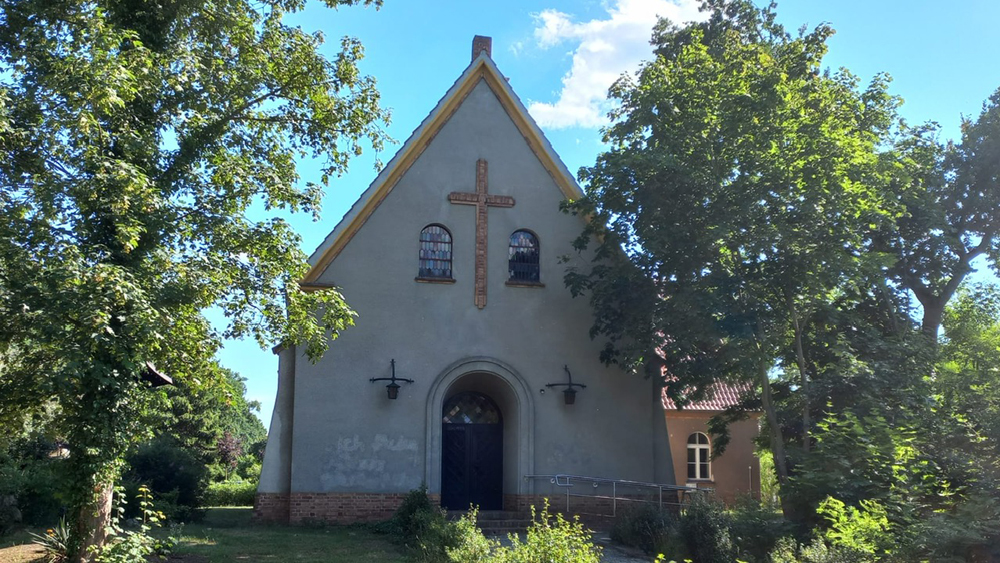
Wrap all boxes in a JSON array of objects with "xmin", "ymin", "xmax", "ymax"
[{"xmin": 172, "ymin": 507, "xmax": 408, "ymax": 562}]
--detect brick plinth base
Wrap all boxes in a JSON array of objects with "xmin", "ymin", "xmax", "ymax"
[
  {"xmin": 253, "ymin": 492, "xmax": 442, "ymax": 525},
  {"xmin": 252, "ymin": 493, "xmax": 290, "ymax": 523},
  {"xmin": 257, "ymin": 492, "xmax": 655, "ymax": 526}
]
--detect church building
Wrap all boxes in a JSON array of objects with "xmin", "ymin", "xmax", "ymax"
[{"xmin": 254, "ymin": 36, "xmax": 759, "ymax": 524}]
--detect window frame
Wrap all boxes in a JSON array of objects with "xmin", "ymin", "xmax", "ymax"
[
  {"xmin": 686, "ymin": 432, "xmax": 712, "ymax": 481},
  {"xmin": 506, "ymin": 229, "xmax": 543, "ymax": 287},
  {"xmin": 416, "ymin": 223, "xmax": 455, "ymax": 283}
]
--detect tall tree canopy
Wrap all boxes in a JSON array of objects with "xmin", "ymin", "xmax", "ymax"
[
  {"xmin": 0, "ymin": 0, "xmax": 387, "ymax": 559},
  {"xmin": 878, "ymin": 91, "xmax": 1000, "ymax": 335},
  {"xmin": 566, "ymin": 0, "xmax": 899, "ymax": 517}
]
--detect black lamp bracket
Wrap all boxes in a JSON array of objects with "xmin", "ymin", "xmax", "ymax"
[
  {"xmin": 370, "ymin": 359, "xmax": 414, "ymax": 386},
  {"xmin": 546, "ymin": 365, "xmax": 586, "ymax": 392}
]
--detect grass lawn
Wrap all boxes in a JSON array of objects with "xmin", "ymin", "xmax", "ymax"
[
  {"xmin": 0, "ymin": 508, "xmax": 409, "ymax": 563},
  {"xmin": 171, "ymin": 507, "xmax": 409, "ymax": 562}
]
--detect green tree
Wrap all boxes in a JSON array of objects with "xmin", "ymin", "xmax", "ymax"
[
  {"xmin": 566, "ymin": 0, "xmax": 897, "ymax": 518},
  {"xmin": 876, "ymin": 90, "xmax": 1000, "ymax": 336},
  {"xmin": 939, "ymin": 283, "xmax": 1000, "ymax": 461},
  {"xmin": 0, "ymin": 0, "xmax": 387, "ymax": 559}
]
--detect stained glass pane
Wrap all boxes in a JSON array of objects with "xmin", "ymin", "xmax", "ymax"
[
  {"xmin": 508, "ymin": 230, "xmax": 539, "ymax": 282},
  {"xmin": 419, "ymin": 225, "xmax": 452, "ymax": 278},
  {"xmin": 442, "ymin": 392, "xmax": 502, "ymax": 424}
]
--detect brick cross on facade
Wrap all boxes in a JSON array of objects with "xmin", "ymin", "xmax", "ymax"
[{"xmin": 448, "ymin": 159, "xmax": 515, "ymax": 309}]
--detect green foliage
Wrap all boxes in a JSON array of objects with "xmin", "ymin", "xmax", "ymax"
[
  {"xmin": 92, "ymin": 485, "xmax": 178, "ymax": 563},
  {"xmin": 494, "ymin": 502, "xmax": 602, "ymax": 563},
  {"xmin": 566, "ymin": 0, "xmax": 902, "ymax": 516},
  {"xmin": 676, "ymin": 496, "xmax": 735, "ymax": 563},
  {"xmin": 123, "ymin": 436, "xmax": 208, "ymax": 521},
  {"xmin": 609, "ymin": 503, "xmax": 676, "ymax": 554},
  {"xmin": 203, "ymin": 481, "xmax": 258, "ymax": 507},
  {"xmin": 444, "ymin": 508, "xmax": 497, "ymax": 563},
  {"xmin": 371, "ymin": 486, "xmax": 459, "ymax": 562},
  {"xmin": 816, "ymin": 497, "xmax": 891, "ymax": 557},
  {"xmin": 409, "ymin": 506, "xmax": 460, "ymax": 563},
  {"xmin": 0, "ymin": 0, "xmax": 386, "ymax": 555},
  {"xmin": 29, "ymin": 518, "xmax": 71, "ymax": 563},
  {"xmin": 385, "ymin": 486, "xmax": 439, "ymax": 538},
  {"xmin": 447, "ymin": 502, "xmax": 602, "ymax": 563},
  {"xmin": 769, "ymin": 536, "xmax": 876, "ymax": 563},
  {"xmin": 727, "ymin": 496, "xmax": 789, "ymax": 562},
  {"xmin": 876, "ymin": 89, "xmax": 1000, "ymax": 334},
  {"xmin": 380, "ymin": 494, "xmax": 602, "ymax": 563}
]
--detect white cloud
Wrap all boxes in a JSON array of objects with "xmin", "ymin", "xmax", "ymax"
[{"xmin": 527, "ymin": 0, "xmax": 705, "ymax": 129}]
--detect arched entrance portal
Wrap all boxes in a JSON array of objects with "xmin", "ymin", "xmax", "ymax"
[
  {"xmin": 425, "ymin": 358, "xmax": 535, "ymax": 510},
  {"xmin": 441, "ymin": 392, "xmax": 503, "ymax": 510}
]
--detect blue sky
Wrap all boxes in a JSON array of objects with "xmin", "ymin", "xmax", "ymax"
[{"xmin": 216, "ymin": 0, "xmax": 1000, "ymax": 428}]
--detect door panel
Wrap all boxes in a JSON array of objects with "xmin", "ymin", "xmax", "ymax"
[{"xmin": 441, "ymin": 423, "xmax": 502, "ymax": 510}]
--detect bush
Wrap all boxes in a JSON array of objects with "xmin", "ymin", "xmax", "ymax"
[
  {"xmin": 124, "ymin": 437, "xmax": 209, "ymax": 521},
  {"xmin": 444, "ymin": 509, "xmax": 497, "ymax": 563},
  {"xmin": 609, "ymin": 503, "xmax": 677, "ymax": 554},
  {"xmin": 93, "ymin": 485, "xmax": 178, "ymax": 563},
  {"xmin": 728, "ymin": 495, "xmax": 791, "ymax": 562},
  {"xmin": 203, "ymin": 481, "xmax": 257, "ymax": 507},
  {"xmin": 379, "ymin": 487, "xmax": 460, "ymax": 563},
  {"xmin": 498, "ymin": 502, "xmax": 602, "ymax": 563},
  {"xmin": 769, "ymin": 536, "xmax": 876, "ymax": 563},
  {"xmin": 677, "ymin": 495, "xmax": 735, "ymax": 563},
  {"xmin": 380, "ymin": 491, "xmax": 603, "ymax": 563},
  {"xmin": 0, "ymin": 437, "xmax": 68, "ymax": 529}
]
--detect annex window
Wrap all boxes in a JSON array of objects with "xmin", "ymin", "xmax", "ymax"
[
  {"xmin": 418, "ymin": 224, "xmax": 453, "ymax": 279},
  {"xmin": 687, "ymin": 432, "xmax": 711, "ymax": 480},
  {"xmin": 508, "ymin": 230, "xmax": 540, "ymax": 282}
]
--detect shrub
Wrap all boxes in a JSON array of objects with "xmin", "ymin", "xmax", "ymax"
[
  {"xmin": 497, "ymin": 502, "xmax": 602, "ymax": 563},
  {"xmin": 728, "ymin": 495, "xmax": 791, "ymax": 562},
  {"xmin": 372, "ymin": 486, "xmax": 459, "ymax": 562},
  {"xmin": 769, "ymin": 536, "xmax": 876, "ymax": 563},
  {"xmin": 92, "ymin": 485, "xmax": 178, "ymax": 563},
  {"xmin": 203, "ymin": 481, "xmax": 257, "ymax": 507},
  {"xmin": 381, "ymin": 492, "xmax": 603, "ymax": 563},
  {"xmin": 445, "ymin": 509, "xmax": 497, "ymax": 563},
  {"xmin": 677, "ymin": 495, "xmax": 735, "ymax": 563},
  {"xmin": 609, "ymin": 503, "xmax": 677, "ymax": 554},
  {"xmin": 1, "ymin": 438, "xmax": 68, "ymax": 529},
  {"xmin": 816, "ymin": 497, "xmax": 892, "ymax": 558},
  {"xmin": 124, "ymin": 437, "xmax": 209, "ymax": 520},
  {"xmin": 29, "ymin": 517, "xmax": 70, "ymax": 563}
]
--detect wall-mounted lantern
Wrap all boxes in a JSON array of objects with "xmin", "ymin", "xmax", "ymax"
[
  {"xmin": 370, "ymin": 359, "xmax": 414, "ymax": 400},
  {"xmin": 546, "ymin": 365, "xmax": 587, "ymax": 405}
]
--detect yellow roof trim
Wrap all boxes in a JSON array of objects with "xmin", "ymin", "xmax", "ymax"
[{"xmin": 301, "ymin": 56, "xmax": 584, "ymax": 286}]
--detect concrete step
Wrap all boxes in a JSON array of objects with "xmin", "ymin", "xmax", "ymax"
[
  {"xmin": 447, "ymin": 510, "xmax": 530, "ymax": 521},
  {"xmin": 446, "ymin": 510, "xmax": 533, "ymax": 533}
]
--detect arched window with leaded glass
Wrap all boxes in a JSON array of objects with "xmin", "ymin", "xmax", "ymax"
[
  {"xmin": 687, "ymin": 432, "xmax": 711, "ymax": 481},
  {"xmin": 508, "ymin": 230, "xmax": 539, "ymax": 283},
  {"xmin": 418, "ymin": 224, "xmax": 453, "ymax": 280}
]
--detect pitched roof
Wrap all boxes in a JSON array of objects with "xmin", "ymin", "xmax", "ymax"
[
  {"xmin": 661, "ymin": 380, "xmax": 751, "ymax": 411},
  {"xmin": 301, "ymin": 50, "xmax": 584, "ymax": 286}
]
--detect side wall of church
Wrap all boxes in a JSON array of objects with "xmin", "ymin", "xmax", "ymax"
[{"xmin": 272, "ymin": 79, "xmax": 669, "ymax": 522}]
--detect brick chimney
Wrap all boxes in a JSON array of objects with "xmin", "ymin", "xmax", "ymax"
[{"xmin": 472, "ymin": 35, "xmax": 492, "ymax": 62}]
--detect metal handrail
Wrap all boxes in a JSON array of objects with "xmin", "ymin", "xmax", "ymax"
[{"xmin": 523, "ymin": 473, "xmax": 710, "ymax": 518}]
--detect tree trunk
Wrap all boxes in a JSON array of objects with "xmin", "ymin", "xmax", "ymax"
[
  {"xmin": 758, "ymin": 359, "xmax": 795, "ymax": 520},
  {"xmin": 71, "ymin": 483, "xmax": 113, "ymax": 563},
  {"xmin": 786, "ymin": 294, "xmax": 811, "ymax": 453},
  {"xmin": 921, "ymin": 298, "xmax": 945, "ymax": 338}
]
